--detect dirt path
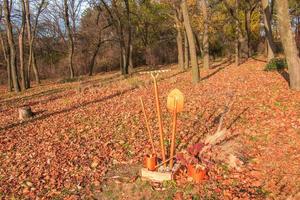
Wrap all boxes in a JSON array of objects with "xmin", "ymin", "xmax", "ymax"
[{"xmin": 0, "ymin": 59, "xmax": 300, "ymax": 199}]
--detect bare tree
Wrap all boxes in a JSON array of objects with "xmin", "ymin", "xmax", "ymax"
[
  {"xmin": 24, "ymin": 0, "xmax": 44, "ymax": 87},
  {"xmin": 64, "ymin": 0, "xmax": 75, "ymax": 78},
  {"xmin": 275, "ymin": 0, "xmax": 300, "ymax": 91},
  {"xmin": 101, "ymin": 0, "xmax": 133, "ymax": 75},
  {"xmin": 82, "ymin": 3, "xmax": 112, "ymax": 76},
  {"xmin": 181, "ymin": 0, "xmax": 200, "ymax": 83},
  {"xmin": 3, "ymin": 0, "xmax": 20, "ymax": 92}
]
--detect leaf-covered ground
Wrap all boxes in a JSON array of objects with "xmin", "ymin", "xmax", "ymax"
[{"xmin": 1, "ymin": 59, "xmax": 300, "ymax": 199}]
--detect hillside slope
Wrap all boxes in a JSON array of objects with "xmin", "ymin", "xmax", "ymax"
[{"xmin": 0, "ymin": 59, "xmax": 300, "ymax": 199}]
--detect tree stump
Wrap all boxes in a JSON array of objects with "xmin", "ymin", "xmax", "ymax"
[{"xmin": 19, "ymin": 106, "xmax": 34, "ymax": 120}]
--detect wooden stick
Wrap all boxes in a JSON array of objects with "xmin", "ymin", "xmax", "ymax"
[
  {"xmin": 151, "ymin": 73, "xmax": 167, "ymax": 168},
  {"xmin": 169, "ymin": 99, "xmax": 177, "ymax": 169},
  {"xmin": 140, "ymin": 97, "xmax": 156, "ymax": 154}
]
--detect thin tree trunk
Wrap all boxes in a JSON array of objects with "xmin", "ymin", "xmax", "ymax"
[
  {"xmin": 119, "ymin": 34, "xmax": 127, "ymax": 75},
  {"xmin": 88, "ymin": 37, "xmax": 101, "ymax": 76},
  {"xmin": 128, "ymin": 43, "xmax": 133, "ymax": 73},
  {"xmin": 181, "ymin": 0, "xmax": 200, "ymax": 83},
  {"xmin": 261, "ymin": 0, "xmax": 276, "ymax": 62},
  {"xmin": 235, "ymin": 0, "xmax": 240, "ymax": 66},
  {"xmin": 6, "ymin": 54, "xmax": 12, "ymax": 91},
  {"xmin": 31, "ymin": 51, "xmax": 40, "ymax": 83},
  {"xmin": 24, "ymin": 0, "xmax": 41, "ymax": 87},
  {"xmin": 64, "ymin": 0, "xmax": 75, "ymax": 79},
  {"xmin": 201, "ymin": 0, "xmax": 209, "ymax": 69},
  {"xmin": 175, "ymin": 8, "xmax": 184, "ymax": 71},
  {"xmin": 19, "ymin": 1, "xmax": 26, "ymax": 90},
  {"xmin": 3, "ymin": 0, "xmax": 20, "ymax": 92},
  {"xmin": 124, "ymin": 0, "xmax": 132, "ymax": 75},
  {"xmin": 176, "ymin": 29, "xmax": 184, "ymax": 70},
  {"xmin": 0, "ymin": 32, "xmax": 12, "ymax": 91},
  {"xmin": 184, "ymin": 30, "xmax": 189, "ymax": 69},
  {"xmin": 245, "ymin": 10, "xmax": 251, "ymax": 58},
  {"xmin": 18, "ymin": 23, "xmax": 26, "ymax": 90},
  {"xmin": 275, "ymin": 0, "xmax": 300, "ymax": 90},
  {"xmin": 118, "ymin": 20, "xmax": 127, "ymax": 75}
]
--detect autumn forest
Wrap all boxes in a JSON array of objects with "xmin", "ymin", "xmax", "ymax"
[{"xmin": 0, "ymin": 0, "xmax": 300, "ymax": 199}]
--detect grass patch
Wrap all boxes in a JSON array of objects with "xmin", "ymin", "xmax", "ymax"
[
  {"xmin": 127, "ymin": 77, "xmax": 144, "ymax": 88},
  {"xmin": 264, "ymin": 58, "xmax": 287, "ymax": 71}
]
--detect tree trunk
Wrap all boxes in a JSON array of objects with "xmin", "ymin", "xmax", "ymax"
[
  {"xmin": 19, "ymin": 24, "xmax": 26, "ymax": 90},
  {"xmin": 64, "ymin": 0, "xmax": 75, "ymax": 79},
  {"xmin": 235, "ymin": 0, "xmax": 240, "ymax": 66},
  {"xmin": 261, "ymin": 0, "xmax": 276, "ymax": 62},
  {"xmin": 175, "ymin": 8, "xmax": 184, "ymax": 71},
  {"xmin": 176, "ymin": 28, "xmax": 184, "ymax": 70},
  {"xmin": 201, "ymin": 0, "xmax": 209, "ymax": 69},
  {"xmin": 275, "ymin": 0, "xmax": 300, "ymax": 91},
  {"xmin": 3, "ymin": 0, "xmax": 20, "ymax": 92},
  {"xmin": 184, "ymin": 30, "xmax": 189, "ymax": 69},
  {"xmin": 244, "ymin": 10, "xmax": 251, "ymax": 58},
  {"xmin": 31, "ymin": 51, "xmax": 40, "ymax": 83},
  {"xmin": 124, "ymin": 0, "xmax": 132, "ymax": 75},
  {"xmin": 0, "ymin": 32, "xmax": 12, "ymax": 91},
  {"xmin": 128, "ymin": 43, "xmax": 133, "ymax": 74},
  {"xmin": 181, "ymin": 0, "xmax": 200, "ymax": 83},
  {"xmin": 88, "ymin": 37, "xmax": 101, "ymax": 76},
  {"xmin": 19, "ymin": 1, "xmax": 26, "ymax": 90},
  {"xmin": 19, "ymin": 106, "xmax": 34, "ymax": 120},
  {"xmin": 24, "ymin": 0, "xmax": 41, "ymax": 87},
  {"xmin": 120, "ymin": 35, "xmax": 127, "ymax": 75}
]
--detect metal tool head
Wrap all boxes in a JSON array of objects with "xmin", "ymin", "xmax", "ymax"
[{"xmin": 139, "ymin": 69, "xmax": 171, "ymax": 79}]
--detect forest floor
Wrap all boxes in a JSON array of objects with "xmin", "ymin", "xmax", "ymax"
[{"xmin": 1, "ymin": 58, "xmax": 300, "ymax": 199}]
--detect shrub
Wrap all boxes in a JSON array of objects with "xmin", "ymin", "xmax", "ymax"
[{"xmin": 264, "ymin": 58, "xmax": 287, "ymax": 71}]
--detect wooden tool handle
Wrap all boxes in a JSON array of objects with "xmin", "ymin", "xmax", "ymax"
[
  {"xmin": 169, "ymin": 99, "xmax": 177, "ymax": 169},
  {"xmin": 152, "ymin": 75, "xmax": 167, "ymax": 168},
  {"xmin": 140, "ymin": 97, "xmax": 156, "ymax": 154}
]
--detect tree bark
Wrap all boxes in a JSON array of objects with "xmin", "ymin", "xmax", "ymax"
[
  {"xmin": 0, "ymin": 2, "xmax": 12, "ymax": 92},
  {"xmin": 244, "ymin": 10, "xmax": 251, "ymax": 58},
  {"xmin": 0, "ymin": 31, "xmax": 12, "ymax": 91},
  {"xmin": 181, "ymin": 0, "xmax": 200, "ymax": 83},
  {"xmin": 18, "ymin": 21, "xmax": 26, "ymax": 90},
  {"xmin": 88, "ymin": 37, "xmax": 101, "ymax": 76},
  {"xmin": 119, "ymin": 25, "xmax": 127, "ymax": 75},
  {"xmin": 3, "ymin": 0, "xmax": 20, "ymax": 92},
  {"xmin": 124, "ymin": 0, "xmax": 132, "ymax": 75},
  {"xmin": 64, "ymin": 0, "xmax": 75, "ymax": 79},
  {"xmin": 235, "ymin": 0, "xmax": 240, "ymax": 66},
  {"xmin": 184, "ymin": 30, "xmax": 189, "ymax": 69},
  {"xmin": 261, "ymin": 0, "xmax": 276, "ymax": 62},
  {"xmin": 128, "ymin": 42, "xmax": 133, "ymax": 74},
  {"xmin": 175, "ymin": 8, "xmax": 184, "ymax": 71},
  {"xmin": 19, "ymin": 1, "xmax": 27, "ymax": 90},
  {"xmin": 201, "ymin": 0, "xmax": 209, "ymax": 69},
  {"xmin": 275, "ymin": 0, "xmax": 300, "ymax": 91}
]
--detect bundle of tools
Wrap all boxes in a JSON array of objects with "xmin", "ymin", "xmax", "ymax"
[{"xmin": 139, "ymin": 70, "xmax": 184, "ymax": 181}]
